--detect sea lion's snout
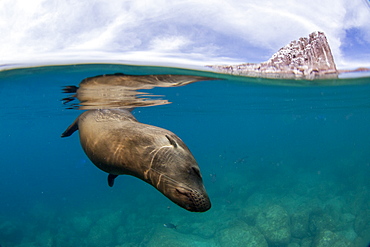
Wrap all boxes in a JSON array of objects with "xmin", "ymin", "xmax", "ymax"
[{"xmin": 174, "ymin": 186, "xmax": 211, "ymax": 212}]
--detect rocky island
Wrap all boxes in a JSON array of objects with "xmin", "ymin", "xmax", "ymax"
[{"xmin": 208, "ymin": 31, "xmax": 339, "ymax": 80}]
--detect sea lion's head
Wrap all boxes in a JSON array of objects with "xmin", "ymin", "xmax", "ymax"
[{"xmin": 147, "ymin": 134, "xmax": 211, "ymax": 212}]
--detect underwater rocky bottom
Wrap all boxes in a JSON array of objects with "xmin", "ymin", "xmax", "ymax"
[{"xmin": 1, "ymin": 160, "xmax": 369, "ymax": 247}]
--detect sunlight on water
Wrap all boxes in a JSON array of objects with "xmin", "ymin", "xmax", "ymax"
[{"xmin": 0, "ymin": 64, "xmax": 369, "ymax": 247}]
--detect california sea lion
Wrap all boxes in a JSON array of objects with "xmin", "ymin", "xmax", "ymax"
[{"xmin": 61, "ymin": 109, "xmax": 211, "ymax": 212}]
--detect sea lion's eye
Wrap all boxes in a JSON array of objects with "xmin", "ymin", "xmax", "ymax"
[{"xmin": 191, "ymin": 167, "xmax": 201, "ymax": 178}]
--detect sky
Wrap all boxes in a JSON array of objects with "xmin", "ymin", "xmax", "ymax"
[{"xmin": 1, "ymin": 0, "xmax": 370, "ymax": 69}]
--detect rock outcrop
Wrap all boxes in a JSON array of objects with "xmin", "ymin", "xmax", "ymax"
[
  {"xmin": 217, "ymin": 224, "xmax": 268, "ymax": 247},
  {"xmin": 256, "ymin": 205, "xmax": 291, "ymax": 246},
  {"xmin": 208, "ymin": 31, "xmax": 338, "ymax": 79}
]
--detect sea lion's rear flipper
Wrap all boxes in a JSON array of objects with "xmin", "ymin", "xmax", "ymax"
[
  {"xmin": 61, "ymin": 117, "xmax": 79, "ymax": 137},
  {"xmin": 108, "ymin": 174, "xmax": 119, "ymax": 187}
]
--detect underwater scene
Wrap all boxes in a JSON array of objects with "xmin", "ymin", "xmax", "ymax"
[{"xmin": 0, "ymin": 63, "xmax": 369, "ymax": 247}]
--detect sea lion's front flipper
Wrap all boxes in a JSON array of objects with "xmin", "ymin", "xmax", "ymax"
[
  {"xmin": 61, "ymin": 117, "xmax": 79, "ymax": 137},
  {"xmin": 108, "ymin": 174, "xmax": 119, "ymax": 187}
]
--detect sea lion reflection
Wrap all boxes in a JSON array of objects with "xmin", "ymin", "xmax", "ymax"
[{"xmin": 62, "ymin": 73, "xmax": 216, "ymax": 109}]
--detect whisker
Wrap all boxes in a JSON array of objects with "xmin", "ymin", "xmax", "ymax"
[{"xmin": 149, "ymin": 167, "xmax": 194, "ymax": 192}]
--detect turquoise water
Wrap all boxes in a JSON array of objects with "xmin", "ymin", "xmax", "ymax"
[{"xmin": 0, "ymin": 64, "xmax": 369, "ymax": 247}]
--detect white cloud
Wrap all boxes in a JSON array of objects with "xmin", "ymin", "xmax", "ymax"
[
  {"xmin": 149, "ymin": 36, "xmax": 191, "ymax": 52},
  {"xmin": 1, "ymin": 0, "xmax": 370, "ymax": 69}
]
